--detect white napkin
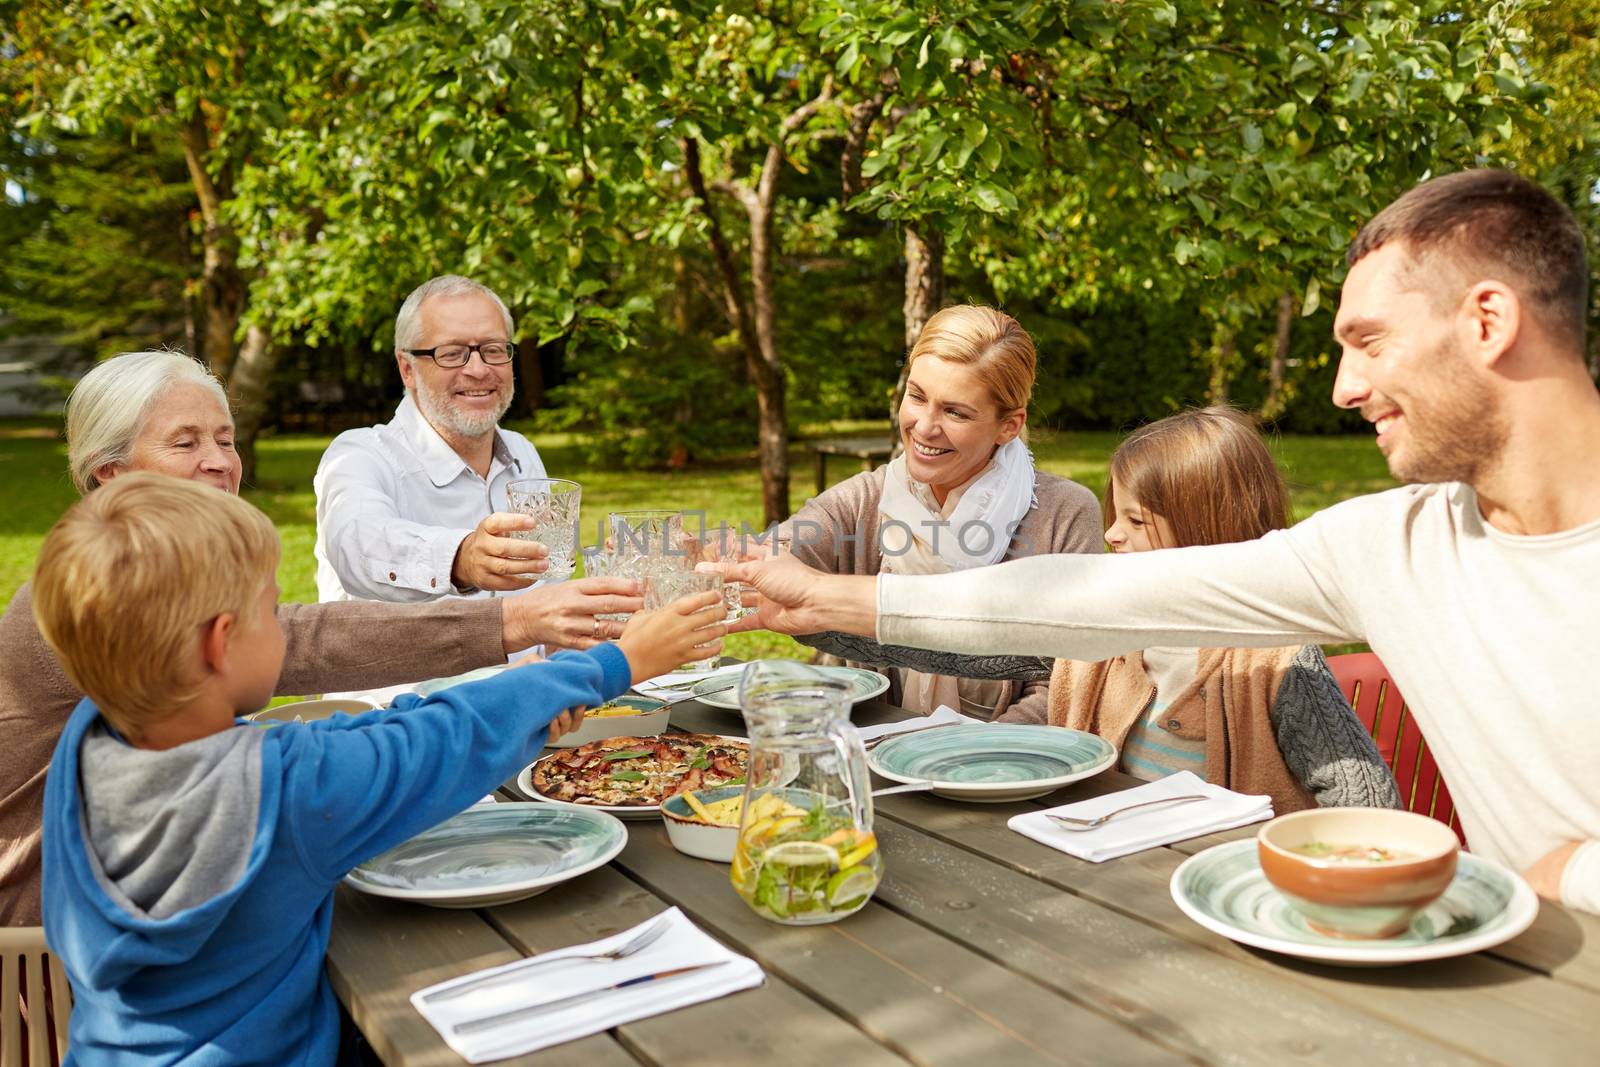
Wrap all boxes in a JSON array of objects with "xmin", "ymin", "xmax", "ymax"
[
  {"xmin": 633, "ymin": 663, "xmax": 745, "ymax": 704},
  {"xmin": 1008, "ymin": 771, "xmax": 1273, "ymax": 863},
  {"xmin": 413, "ymin": 907, "xmax": 763, "ymax": 1063},
  {"xmin": 857, "ymin": 704, "xmax": 985, "ymax": 744}
]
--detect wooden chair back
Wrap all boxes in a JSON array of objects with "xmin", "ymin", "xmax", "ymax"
[
  {"xmin": 1326, "ymin": 652, "xmax": 1467, "ymax": 845},
  {"xmin": 0, "ymin": 927, "xmax": 71, "ymax": 1067}
]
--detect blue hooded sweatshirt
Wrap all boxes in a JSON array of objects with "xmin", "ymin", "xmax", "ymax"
[{"xmin": 42, "ymin": 644, "xmax": 631, "ymax": 1066}]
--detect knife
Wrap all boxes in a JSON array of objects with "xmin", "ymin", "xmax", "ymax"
[{"xmin": 451, "ymin": 961, "xmax": 730, "ymax": 1035}]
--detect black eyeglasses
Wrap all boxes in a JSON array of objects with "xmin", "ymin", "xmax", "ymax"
[{"xmin": 407, "ymin": 341, "xmax": 518, "ymax": 368}]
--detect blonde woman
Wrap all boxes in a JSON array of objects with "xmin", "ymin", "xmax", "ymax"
[{"xmin": 784, "ymin": 305, "xmax": 1102, "ymax": 721}]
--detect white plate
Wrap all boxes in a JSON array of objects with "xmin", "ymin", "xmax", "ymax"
[
  {"xmin": 691, "ymin": 664, "xmax": 890, "ymax": 711},
  {"xmin": 343, "ymin": 804, "xmax": 626, "ymax": 908},
  {"xmin": 517, "ymin": 735, "xmax": 748, "ymax": 820},
  {"xmin": 1169, "ymin": 839, "xmax": 1540, "ymax": 966},
  {"xmin": 867, "ymin": 723, "xmax": 1117, "ymax": 802}
]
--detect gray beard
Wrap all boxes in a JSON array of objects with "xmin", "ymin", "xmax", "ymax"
[{"xmin": 413, "ymin": 380, "xmax": 514, "ymax": 443}]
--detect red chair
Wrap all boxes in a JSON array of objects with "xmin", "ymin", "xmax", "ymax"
[{"xmin": 1326, "ymin": 653, "xmax": 1466, "ymax": 845}]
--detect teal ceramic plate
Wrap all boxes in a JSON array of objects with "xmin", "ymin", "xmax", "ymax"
[
  {"xmin": 867, "ymin": 724, "xmax": 1117, "ymax": 802},
  {"xmin": 691, "ymin": 664, "xmax": 889, "ymax": 711},
  {"xmin": 344, "ymin": 804, "xmax": 625, "ymax": 908},
  {"xmin": 1170, "ymin": 839, "xmax": 1539, "ymax": 966}
]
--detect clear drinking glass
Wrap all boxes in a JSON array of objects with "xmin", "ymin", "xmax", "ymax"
[
  {"xmin": 731, "ymin": 664, "xmax": 880, "ymax": 925},
  {"xmin": 642, "ymin": 570, "xmax": 723, "ymax": 671},
  {"xmin": 580, "ymin": 545, "xmax": 631, "ymax": 623},
  {"xmin": 606, "ymin": 510, "xmax": 687, "ymax": 562},
  {"xmin": 708, "ymin": 521, "xmax": 756, "ymax": 621},
  {"xmin": 507, "ymin": 478, "xmax": 582, "ymax": 582}
]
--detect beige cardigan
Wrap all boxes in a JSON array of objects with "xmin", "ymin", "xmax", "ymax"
[
  {"xmin": 0, "ymin": 583, "xmax": 506, "ymax": 926},
  {"xmin": 1041, "ymin": 647, "xmax": 1317, "ymax": 814},
  {"xmin": 787, "ymin": 465, "xmax": 1102, "ymax": 720}
]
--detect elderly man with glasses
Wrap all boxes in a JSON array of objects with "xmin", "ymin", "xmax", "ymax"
[{"xmin": 314, "ymin": 276, "xmax": 628, "ymax": 645}]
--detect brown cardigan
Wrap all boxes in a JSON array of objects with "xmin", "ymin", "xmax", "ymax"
[
  {"xmin": 1042, "ymin": 646, "xmax": 1316, "ymax": 813},
  {"xmin": 787, "ymin": 465, "xmax": 1103, "ymax": 720},
  {"xmin": 0, "ymin": 583, "xmax": 505, "ymax": 926}
]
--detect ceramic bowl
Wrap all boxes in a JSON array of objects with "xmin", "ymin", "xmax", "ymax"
[
  {"xmin": 548, "ymin": 695, "xmax": 671, "ymax": 749},
  {"xmin": 247, "ymin": 697, "xmax": 380, "ymax": 725},
  {"xmin": 660, "ymin": 785, "xmax": 743, "ymax": 863},
  {"xmin": 1257, "ymin": 807, "xmax": 1460, "ymax": 939}
]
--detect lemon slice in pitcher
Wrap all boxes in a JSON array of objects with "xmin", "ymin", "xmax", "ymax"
[
  {"xmin": 826, "ymin": 866, "xmax": 879, "ymax": 908},
  {"xmin": 763, "ymin": 841, "xmax": 841, "ymax": 869}
]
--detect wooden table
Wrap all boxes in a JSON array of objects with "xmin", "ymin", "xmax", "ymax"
[
  {"xmin": 328, "ymin": 696, "xmax": 1600, "ymax": 1067},
  {"xmin": 810, "ymin": 436, "xmax": 894, "ymax": 494}
]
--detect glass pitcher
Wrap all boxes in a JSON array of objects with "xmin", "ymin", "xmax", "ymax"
[{"xmin": 730, "ymin": 662, "xmax": 882, "ymax": 925}]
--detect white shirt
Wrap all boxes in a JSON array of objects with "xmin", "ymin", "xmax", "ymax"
[
  {"xmin": 879, "ymin": 483, "xmax": 1600, "ymax": 914},
  {"xmin": 314, "ymin": 396, "xmax": 547, "ymax": 603}
]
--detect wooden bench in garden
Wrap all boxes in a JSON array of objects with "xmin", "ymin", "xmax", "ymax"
[{"xmin": 810, "ymin": 435, "xmax": 894, "ymax": 494}]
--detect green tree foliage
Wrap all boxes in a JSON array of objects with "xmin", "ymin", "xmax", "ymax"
[
  {"xmin": 1504, "ymin": 0, "xmax": 1600, "ymax": 376},
  {"xmin": 813, "ymin": 0, "xmax": 1542, "ymax": 414},
  {"xmin": 2, "ymin": 0, "xmax": 1579, "ymax": 485},
  {"xmin": 1, "ymin": 11, "xmax": 196, "ymax": 377}
]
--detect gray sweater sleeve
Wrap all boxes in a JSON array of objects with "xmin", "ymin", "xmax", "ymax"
[
  {"xmin": 1271, "ymin": 645, "xmax": 1402, "ymax": 809},
  {"xmin": 797, "ymin": 631, "xmax": 1054, "ymax": 681}
]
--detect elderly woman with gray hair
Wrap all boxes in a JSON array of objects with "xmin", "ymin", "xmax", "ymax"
[{"xmin": 0, "ymin": 350, "xmax": 641, "ymax": 927}]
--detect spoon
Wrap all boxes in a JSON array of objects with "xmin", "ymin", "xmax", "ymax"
[{"xmin": 1045, "ymin": 794, "xmax": 1208, "ymax": 831}]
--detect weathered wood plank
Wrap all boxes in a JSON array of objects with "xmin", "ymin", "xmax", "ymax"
[
  {"xmin": 484, "ymin": 861, "xmax": 906, "ymax": 1067},
  {"xmin": 607, "ymin": 819, "xmax": 1185, "ymax": 1067},
  {"xmin": 329, "ymin": 886, "xmax": 640, "ymax": 1067},
  {"xmin": 865, "ymin": 811, "xmax": 1497, "ymax": 1066},
  {"xmin": 876, "ymin": 793, "xmax": 1600, "ymax": 1065}
]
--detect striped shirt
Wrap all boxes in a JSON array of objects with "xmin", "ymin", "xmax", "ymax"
[{"xmin": 1119, "ymin": 698, "xmax": 1207, "ymax": 781}]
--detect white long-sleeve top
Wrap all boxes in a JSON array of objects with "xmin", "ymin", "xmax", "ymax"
[
  {"xmin": 878, "ymin": 482, "xmax": 1600, "ymax": 914},
  {"xmin": 314, "ymin": 396, "xmax": 547, "ymax": 603}
]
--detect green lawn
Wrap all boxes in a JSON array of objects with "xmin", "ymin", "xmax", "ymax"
[{"xmin": 0, "ymin": 419, "xmax": 1394, "ymax": 661}]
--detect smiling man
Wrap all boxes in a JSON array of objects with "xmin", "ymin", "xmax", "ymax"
[
  {"xmin": 716, "ymin": 170, "xmax": 1600, "ymax": 913},
  {"xmin": 314, "ymin": 276, "xmax": 578, "ymax": 608}
]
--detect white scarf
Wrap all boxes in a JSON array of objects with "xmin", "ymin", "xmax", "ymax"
[
  {"xmin": 877, "ymin": 436, "xmax": 1037, "ymax": 574},
  {"xmin": 877, "ymin": 438, "xmax": 1037, "ymax": 714}
]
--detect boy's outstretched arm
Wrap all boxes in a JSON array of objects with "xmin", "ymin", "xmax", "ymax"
[{"xmin": 281, "ymin": 591, "xmax": 725, "ymax": 883}]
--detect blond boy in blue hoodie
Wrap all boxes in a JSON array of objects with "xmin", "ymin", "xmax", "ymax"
[{"xmin": 34, "ymin": 474, "xmax": 724, "ymax": 1066}]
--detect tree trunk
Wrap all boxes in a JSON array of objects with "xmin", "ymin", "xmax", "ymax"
[
  {"xmin": 179, "ymin": 113, "xmax": 243, "ymax": 383},
  {"xmin": 1260, "ymin": 291, "xmax": 1296, "ymax": 420},
  {"xmin": 888, "ymin": 224, "xmax": 946, "ymax": 452},
  {"xmin": 228, "ymin": 321, "xmax": 277, "ymax": 487},
  {"xmin": 683, "ymin": 138, "xmax": 783, "ymax": 522},
  {"xmin": 1207, "ymin": 324, "xmax": 1237, "ymax": 405},
  {"xmin": 515, "ymin": 337, "xmax": 545, "ymax": 414}
]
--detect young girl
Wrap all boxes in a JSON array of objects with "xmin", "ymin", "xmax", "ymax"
[{"xmin": 1000, "ymin": 406, "xmax": 1398, "ymax": 813}]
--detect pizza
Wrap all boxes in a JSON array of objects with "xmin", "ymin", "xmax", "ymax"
[{"xmin": 531, "ymin": 733, "xmax": 750, "ymax": 808}]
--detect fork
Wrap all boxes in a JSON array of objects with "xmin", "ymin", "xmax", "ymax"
[
  {"xmin": 419, "ymin": 915, "xmax": 672, "ymax": 1004},
  {"xmin": 862, "ymin": 721, "xmax": 970, "ymax": 750},
  {"xmin": 1045, "ymin": 794, "xmax": 1208, "ymax": 831}
]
